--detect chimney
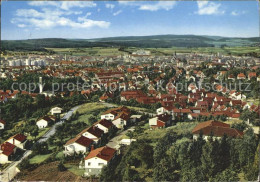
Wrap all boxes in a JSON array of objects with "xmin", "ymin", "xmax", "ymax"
[{"xmin": 91, "ymin": 145, "xmax": 94, "ymax": 151}]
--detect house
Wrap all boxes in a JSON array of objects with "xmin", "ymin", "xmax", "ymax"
[
  {"xmin": 0, "ymin": 119, "xmax": 6, "ymax": 130},
  {"xmin": 94, "ymin": 119, "xmax": 114, "ymax": 133},
  {"xmin": 237, "ymin": 73, "xmax": 246, "ymax": 80},
  {"xmin": 0, "ymin": 142, "xmax": 17, "ymax": 164},
  {"xmin": 149, "ymin": 114, "xmax": 171, "ymax": 129},
  {"xmin": 101, "ymin": 106, "xmax": 131, "ymax": 121},
  {"xmin": 36, "ymin": 116, "xmax": 55, "ymax": 129},
  {"xmin": 120, "ymin": 90, "xmax": 145, "ymax": 101},
  {"xmin": 248, "ymin": 72, "xmax": 257, "ymax": 80},
  {"xmin": 64, "ymin": 136, "xmax": 94, "ymax": 155},
  {"xmin": 78, "ymin": 126, "xmax": 104, "ymax": 143},
  {"xmin": 156, "ymin": 106, "xmax": 174, "ymax": 115},
  {"xmin": 120, "ymin": 138, "xmax": 137, "ymax": 145},
  {"xmin": 112, "ymin": 112, "xmax": 130, "ymax": 129},
  {"xmin": 84, "ymin": 146, "xmax": 116, "ymax": 176},
  {"xmin": 192, "ymin": 120, "xmax": 243, "ymax": 140},
  {"xmin": 130, "ymin": 115, "xmax": 142, "ymax": 123},
  {"xmin": 6, "ymin": 133, "xmax": 27, "ymax": 149},
  {"xmin": 50, "ymin": 107, "xmax": 62, "ymax": 115}
]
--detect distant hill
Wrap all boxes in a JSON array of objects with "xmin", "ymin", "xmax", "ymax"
[{"xmin": 1, "ymin": 34, "xmax": 259, "ymax": 51}]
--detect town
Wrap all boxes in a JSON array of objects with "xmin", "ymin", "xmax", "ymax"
[
  {"xmin": 1, "ymin": 0, "xmax": 260, "ymax": 181},
  {"xmin": 0, "ymin": 47, "xmax": 259, "ymax": 181}
]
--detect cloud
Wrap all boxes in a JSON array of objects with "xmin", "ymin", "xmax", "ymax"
[
  {"xmin": 119, "ymin": 1, "xmax": 177, "ymax": 11},
  {"xmin": 78, "ymin": 12, "xmax": 92, "ymax": 22},
  {"xmin": 60, "ymin": 1, "xmax": 96, "ymax": 10},
  {"xmin": 28, "ymin": 1, "xmax": 97, "ymax": 10},
  {"xmin": 17, "ymin": 24, "xmax": 26, "ymax": 28},
  {"xmin": 196, "ymin": 1, "xmax": 224, "ymax": 15},
  {"xmin": 139, "ymin": 2, "xmax": 177, "ymax": 11},
  {"xmin": 106, "ymin": 3, "xmax": 115, "ymax": 9},
  {"xmin": 12, "ymin": 8, "xmax": 110, "ymax": 29},
  {"xmin": 113, "ymin": 10, "xmax": 122, "ymax": 16},
  {"xmin": 231, "ymin": 11, "xmax": 239, "ymax": 16},
  {"xmin": 231, "ymin": 10, "xmax": 246, "ymax": 16}
]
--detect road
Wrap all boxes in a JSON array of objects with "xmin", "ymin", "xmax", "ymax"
[
  {"xmin": 38, "ymin": 105, "xmax": 80, "ymax": 143},
  {"xmin": 0, "ymin": 105, "xmax": 81, "ymax": 182},
  {"xmin": 0, "ymin": 150, "xmax": 32, "ymax": 182}
]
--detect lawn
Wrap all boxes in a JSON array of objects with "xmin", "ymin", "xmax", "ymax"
[
  {"xmin": 77, "ymin": 102, "xmax": 107, "ymax": 115},
  {"xmin": 27, "ymin": 128, "xmax": 50, "ymax": 140},
  {"xmin": 74, "ymin": 102, "xmax": 108, "ymax": 124},
  {"xmin": 64, "ymin": 164, "xmax": 85, "ymax": 176},
  {"xmin": 56, "ymin": 151, "xmax": 64, "ymax": 159},
  {"xmin": 168, "ymin": 122, "xmax": 198, "ymax": 135},
  {"xmin": 29, "ymin": 154, "xmax": 52, "ymax": 164}
]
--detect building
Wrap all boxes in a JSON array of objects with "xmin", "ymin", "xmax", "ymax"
[
  {"xmin": 192, "ymin": 120, "xmax": 243, "ymax": 140},
  {"xmin": 36, "ymin": 116, "xmax": 55, "ymax": 129},
  {"xmin": 64, "ymin": 136, "xmax": 94, "ymax": 155},
  {"xmin": 94, "ymin": 119, "xmax": 114, "ymax": 133},
  {"xmin": 6, "ymin": 133, "xmax": 27, "ymax": 149},
  {"xmin": 0, "ymin": 119, "xmax": 6, "ymax": 130},
  {"xmin": 50, "ymin": 107, "xmax": 63, "ymax": 115},
  {"xmin": 78, "ymin": 126, "xmax": 104, "ymax": 143},
  {"xmin": 84, "ymin": 146, "xmax": 116, "ymax": 176},
  {"xmin": 149, "ymin": 114, "xmax": 171, "ymax": 129},
  {"xmin": 0, "ymin": 142, "xmax": 17, "ymax": 164},
  {"xmin": 112, "ymin": 112, "xmax": 130, "ymax": 129}
]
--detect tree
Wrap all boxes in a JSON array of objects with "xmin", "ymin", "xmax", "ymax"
[
  {"xmin": 244, "ymin": 142, "xmax": 260, "ymax": 181},
  {"xmin": 153, "ymin": 158, "xmax": 179, "ymax": 181},
  {"xmin": 201, "ymin": 137, "xmax": 221, "ymax": 179},
  {"xmin": 35, "ymin": 94, "xmax": 46, "ymax": 109},
  {"xmin": 238, "ymin": 128, "xmax": 258, "ymax": 168},
  {"xmin": 31, "ymin": 126, "xmax": 39, "ymax": 139},
  {"xmin": 18, "ymin": 158, "xmax": 31, "ymax": 170},
  {"xmin": 126, "ymin": 131, "xmax": 134, "ymax": 141},
  {"xmin": 181, "ymin": 166, "xmax": 205, "ymax": 182},
  {"xmin": 123, "ymin": 167, "xmax": 141, "ymax": 181},
  {"xmin": 212, "ymin": 168, "xmax": 239, "ymax": 182},
  {"xmin": 218, "ymin": 134, "xmax": 231, "ymax": 170},
  {"xmin": 88, "ymin": 115, "xmax": 97, "ymax": 125},
  {"xmin": 32, "ymin": 141, "xmax": 49, "ymax": 155}
]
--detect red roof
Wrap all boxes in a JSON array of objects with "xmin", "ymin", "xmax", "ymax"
[
  {"xmin": 84, "ymin": 146, "xmax": 116, "ymax": 161},
  {"xmin": 157, "ymin": 114, "xmax": 171, "ymax": 123},
  {"xmin": 0, "ymin": 142, "xmax": 16, "ymax": 156},
  {"xmin": 95, "ymin": 119, "xmax": 114, "ymax": 129},
  {"xmin": 11, "ymin": 134, "xmax": 27, "ymax": 143},
  {"xmin": 151, "ymin": 120, "xmax": 165, "ymax": 128},
  {"xmin": 0, "ymin": 119, "xmax": 6, "ymax": 125},
  {"xmin": 65, "ymin": 136, "xmax": 93, "ymax": 147},
  {"xmin": 78, "ymin": 126, "xmax": 104, "ymax": 138},
  {"xmin": 192, "ymin": 120, "xmax": 243, "ymax": 138}
]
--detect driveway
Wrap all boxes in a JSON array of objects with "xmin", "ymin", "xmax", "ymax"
[{"xmin": 107, "ymin": 127, "xmax": 135, "ymax": 149}]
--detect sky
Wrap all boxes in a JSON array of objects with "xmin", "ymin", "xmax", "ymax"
[{"xmin": 1, "ymin": 1, "xmax": 259, "ymax": 40}]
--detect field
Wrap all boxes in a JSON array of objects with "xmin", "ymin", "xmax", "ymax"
[
  {"xmin": 74, "ymin": 102, "xmax": 109, "ymax": 124},
  {"xmin": 29, "ymin": 154, "xmax": 52, "ymax": 164},
  {"xmin": 45, "ymin": 47, "xmax": 123, "ymax": 56},
  {"xmin": 145, "ymin": 46, "xmax": 260, "ymax": 56},
  {"xmin": 3, "ymin": 45, "xmax": 259, "ymax": 57},
  {"xmin": 136, "ymin": 122, "xmax": 198, "ymax": 146},
  {"xmin": 42, "ymin": 46, "xmax": 260, "ymax": 57},
  {"xmin": 16, "ymin": 161, "xmax": 85, "ymax": 181}
]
